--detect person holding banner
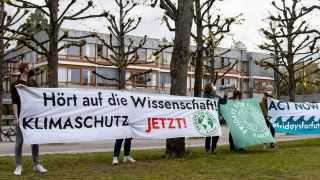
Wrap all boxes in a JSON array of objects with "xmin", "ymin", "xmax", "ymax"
[
  {"xmin": 112, "ymin": 81, "xmax": 136, "ymax": 165},
  {"xmin": 11, "ymin": 62, "xmax": 47, "ymax": 176},
  {"xmin": 203, "ymin": 83, "xmax": 228, "ymax": 155},
  {"xmin": 228, "ymin": 89, "xmax": 246, "ymax": 152},
  {"xmin": 261, "ymin": 85, "xmax": 276, "ymax": 149}
]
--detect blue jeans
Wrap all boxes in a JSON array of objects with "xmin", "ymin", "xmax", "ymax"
[
  {"xmin": 15, "ymin": 127, "xmax": 40, "ymax": 167},
  {"xmin": 113, "ymin": 138, "xmax": 132, "ymax": 157}
]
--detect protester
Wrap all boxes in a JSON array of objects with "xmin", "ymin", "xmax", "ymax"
[
  {"xmin": 228, "ymin": 89, "xmax": 246, "ymax": 152},
  {"xmin": 203, "ymin": 83, "xmax": 228, "ymax": 155},
  {"xmin": 11, "ymin": 62, "xmax": 47, "ymax": 176},
  {"xmin": 261, "ymin": 85, "xmax": 276, "ymax": 148},
  {"xmin": 112, "ymin": 80, "xmax": 136, "ymax": 165}
]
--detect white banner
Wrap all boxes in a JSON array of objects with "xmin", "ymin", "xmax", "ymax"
[
  {"xmin": 268, "ymin": 98, "xmax": 320, "ymax": 134},
  {"xmin": 17, "ymin": 88, "xmax": 221, "ymax": 145}
]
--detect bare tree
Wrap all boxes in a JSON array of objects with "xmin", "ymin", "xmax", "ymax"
[
  {"xmin": 5, "ymin": 0, "xmax": 108, "ymax": 87},
  {"xmin": 0, "ymin": 0, "xmax": 28, "ymax": 141},
  {"xmin": 151, "ymin": 0, "xmax": 194, "ymax": 157},
  {"xmin": 192, "ymin": 0, "xmax": 240, "ymax": 97},
  {"xmin": 258, "ymin": 0, "xmax": 320, "ymax": 101},
  {"xmin": 86, "ymin": 0, "xmax": 151, "ymax": 90}
]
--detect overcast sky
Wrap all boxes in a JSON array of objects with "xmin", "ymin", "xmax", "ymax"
[{"xmin": 9, "ymin": 0, "xmax": 320, "ymax": 52}]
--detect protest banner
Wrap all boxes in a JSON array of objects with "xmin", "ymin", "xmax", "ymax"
[
  {"xmin": 220, "ymin": 99, "xmax": 274, "ymax": 149},
  {"xmin": 268, "ymin": 98, "xmax": 320, "ymax": 134},
  {"xmin": 17, "ymin": 87, "xmax": 221, "ymax": 145}
]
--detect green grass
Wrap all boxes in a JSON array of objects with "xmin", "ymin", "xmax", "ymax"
[{"xmin": 1, "ymin": 138, "xmax": 320, "ymax": 179}]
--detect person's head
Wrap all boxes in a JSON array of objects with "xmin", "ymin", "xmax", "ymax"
[
  {"xmin": 204, "ymin": 83, "xmax": 216, "ymax": 94},
  {"xmin": 232, "ymin": 88, "xmax": 242, "ymax": 100},
  {"xmin": 18, "ymin": 61, "xmax": 32, "ymax": 74},
  {"xmin": 125, "ymin": 81, "xmax": 133, "ymax": 91},
  {"xmin": 18, "ymin": 61, "xmax": 34, "ymax": 77},
  {"xmin": 265, "ymin": 85, "xmax": 273, "ymax": 96}
]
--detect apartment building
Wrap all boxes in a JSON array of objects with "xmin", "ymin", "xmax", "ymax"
[{"xmin": 3, "ymin": 29, "xmax": 274, "ymax": 100}]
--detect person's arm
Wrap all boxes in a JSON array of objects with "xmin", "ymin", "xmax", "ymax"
[
  {"xmin": 260, "ymin": 96, "xmax": 268, "ymax": 119},
  {"xmin": 12, "ymin": 104, "xmax": 19, "ymax": 126},
  {"xmin": 219, "ymin": 91, "xmax": 228, "ymax": 105},
  {"xmin": 10, "ymin": 82, "xmax": 20, "ymax": 126}
]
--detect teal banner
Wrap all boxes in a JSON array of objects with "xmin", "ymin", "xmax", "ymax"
[{"xmin": 221, "ymin": 99, "xmax": 274, "ymax": 149}]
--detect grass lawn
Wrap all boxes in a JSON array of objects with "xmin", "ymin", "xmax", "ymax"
[{"xmin": 0, "ymin": 138, "xmax": 320, "ymax": 179}]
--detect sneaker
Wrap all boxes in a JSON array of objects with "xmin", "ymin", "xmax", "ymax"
[
  {"xmin": 123, "ymin": 156, "xmax": 136, "ymax": 163},
  {"xmin": 270, "ymin": 142, "xmax": 277, "ymax": 148},
  {"xmin": 33, "ymin": 164, "xmax": 47, "ymax": 173},
  {"xmin": 13, "ymin": 165, "xmax": 23, "ymax": 176},
  {"xmin": 211, "ymin": 149, "xmax": 217, "ymax": 155},
  {"xmin": 263, "ymin": 144, "xmax": 267, "ymax": 149},
  {"xmin": 112, "ymin": 157, "xmax": 118, "ymax": 165}
]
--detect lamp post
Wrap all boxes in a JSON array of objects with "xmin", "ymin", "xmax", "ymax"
[{"xmin": 234, "ymin": 41, "xmax": 247, "ymax": 94}]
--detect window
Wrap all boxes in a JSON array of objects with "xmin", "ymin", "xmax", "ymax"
[
  {"xmin": 243, "ymin": 80, "xmax": 249, "ymax": 92},
  {"xmin": 137, "ymin": 48, "xmax": 147, "ymax": 60},
  {"xmin": 58, "ymin": 68, "xmax": 68, "ymax": 83},
  {"xmin": 229, "ymin": 79, "xmax": 237, "ymax": 87},
  {"xmin": 82, "ymin": 69, "xmax": 92, "ymax": 85},
  {"xmin": 68, "ymin": 69, "xmax": 81, "ymax": 84},
  {"xmin": 67, "ymin": 46, "xmax": 80, "ymax": 59},
  {"xmin": 108, "ymin": 47, "xmax": 119, "ymax": 59},
  {"xmin": 229, "ymin": 59, "xmax": 238, "ymax": 71},
  {"xmin": 243, "ymin": 61, "xmax": 249, "ymax": 75},
  {"xmin": 97, "ymin": 44, "xmax": 107, "ymax": 59},
  {"xmin": 58, "ymin": 67, "xmax": 93, "ymax": 85},
  {"xmin": 147, "ymin": 49, "xmax": 157, "ymax": 62},
  {"xmin": 85, "ymin": 44, "xmax": 95, "ymax": 58},
  {"xmin": 125, "ymin": 47, "xmax": 134, "ymax": 61},
  {"xmin": 213, "ymin": 57, "xmax": 222, "ymax": 69},
  {"xmin": 223, "ymin": 58, "xmax": 229, "ymax": 68},
  {"xmin": 253, "ymin": 80, "xmax": 261, "ymax": 93},
  {"xmin": 26, "ymin": 52, "xmax": 37, "ymax": 63},
  {"xmin": 160, "ymin": 72, "xmax": 171, "ymax": 88},
  {"xmin": 58, "ymin": 41, "xmax": 67, "ymax": 56},
  {"xmin": 96, "ymin": 67, "xmax": 118, "ymax": 86},
  {"xmin": 165, "ymin": 52, "xmax": 172, "ymax": 65},
  {"xmin": 136, "ymin": 74, "xmax": 146, "ymax": 83}
]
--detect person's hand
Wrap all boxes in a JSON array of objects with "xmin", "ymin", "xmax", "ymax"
[
  {"xmin": 14, "ymin": 117, "xmax": 19, "ymax": 127},
  {"xmin": 224, "ymin": 90, "xmax": 228, "ymax": 96},
  {"xmin": 15, "ymin": 84, "xmax": 27, "ymax": 88}
]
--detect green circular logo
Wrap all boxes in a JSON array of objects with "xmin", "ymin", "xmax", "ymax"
[
  {"xmin": 193, "ymin": 110, "xmax": 219, "ymax": 136},
  {"xmin": 235, "ymin": 104, "xmax": 266, "ymax": 133}
]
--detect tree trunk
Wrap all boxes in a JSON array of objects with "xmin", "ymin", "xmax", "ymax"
[
  {"xmin": 288, "ymin": 65, "xmax": 296, "ymax": 102},
  {"xmin": 0, "ymin": 39, "xmax": 4, "ymax": 142},
  {"xmin": 118, "ymin": 0, "xmax": 126, "ymax": 90},
  {"xmin": 47, "ymin": 0, "xmax": 59, "ymax": 88},
  {"xmin": 0, "ymin": 0, "xmax": 4, "ymax": 141},
  {"xmin": 166, "ymin": 0, "xmax": 193, "ymax": 158},
  {"xmin": 287, "ymin": 25, "xmax": 295, "ymax": 102},
  {"xmin": 193, "ymin": 0, "xmax": 204, "ymax": 98},
  {"xmin": 274, "ymin": 57, "xmax": 281, "ymax": 99},
  {"xmin": 118, "ymin": 67, "xmax": 126, "ymax": 90}
]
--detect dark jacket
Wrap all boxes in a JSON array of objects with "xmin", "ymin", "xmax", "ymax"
[
  {"xmin": 11, "ymin": 78, "xmax": 37, "ymax": 116},
  {"xmin": 203, "ymin": 92, "xmax": 228, "ymax": 114},
  {"xmin": 260, "ymin": 93, "xmax": 274, "ymax": 121}
]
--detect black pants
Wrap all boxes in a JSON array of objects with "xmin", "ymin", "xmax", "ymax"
[
  {"xmin": 266, "ymin": 120, "xmax": 275, "ymax": 137},
  {"xmin": 229, "ymin": 132, "xmax": 235, "ymax": 151},
  {"xmin": 205, "ymin": 136, "xmax": 219, "ymax": 152}
]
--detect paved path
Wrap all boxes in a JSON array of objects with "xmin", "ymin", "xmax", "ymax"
[{"xmin": 1, "ymin": 127, "xmax": 319, "ymax": 157}]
